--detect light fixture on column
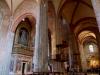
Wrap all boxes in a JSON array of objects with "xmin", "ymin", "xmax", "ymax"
[{"xmin": 22, "ymin": 18, "xmax": 25, "ymax": 21}]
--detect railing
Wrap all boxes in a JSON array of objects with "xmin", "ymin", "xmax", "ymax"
[
  {"xmin": 26, "ymin": 71, "xmax": 100, "ymax": 75},
  {"xmin": 32, "ymin": 72, "xmax": 64, "ymax": 75}
]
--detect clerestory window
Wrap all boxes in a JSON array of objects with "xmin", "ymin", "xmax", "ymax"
[{"xmin": 89, "ymin": 44, "xmax": 94, "ymax": 52}]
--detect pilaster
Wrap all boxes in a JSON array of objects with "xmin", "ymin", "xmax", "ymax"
[
  {"xmin": 68, "ymin": 32, "xmax": 81, "ymax": 71},
  {"xmin": 33, "ymin": 0, "xmax": 48, "ymax": 72}
]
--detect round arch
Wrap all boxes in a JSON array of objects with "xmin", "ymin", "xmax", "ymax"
[
  {"xmin": 78, "ymin": 30, "xmax": 99, "ymax": 71},
  {"xmin": 78, "ymin": 30, "xmax": 96, "ymax": 44},
  {"xmin": 74, "ymin": 17, "xmax": 98, "ymax": 37},
  {"xmin": 12, "ymin": 13, "xmax": 36, "ymax": 33}
]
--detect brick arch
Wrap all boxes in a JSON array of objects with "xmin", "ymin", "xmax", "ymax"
[
  {"xmin": 11, "ymin": 0, "xmax": 38, "ymax": 32},
  {"xmin": 78, "ymin": 30, "xmax": 96, "ymax": 44},
  {"xmin": 11, "ymin": 13, "xmax": 36, "ymax": 42},
  {"xmin": 73, "ymin": 17, "xmax": 98, "ymax": 36},
  {"xmin": 12, "ymin": 13, "xmax": 36, "ymax": 33},
  {"xmin": 12, "ymin": 13, "xmax": 36, "ymax": 51}
]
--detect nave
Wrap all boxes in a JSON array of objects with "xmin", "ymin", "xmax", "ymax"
[{"xmin": 0, "ymin": 0, "xmax": 100, "ymax": 75}]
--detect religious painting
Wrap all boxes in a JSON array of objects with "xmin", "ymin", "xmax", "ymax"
[{"xmin": 18, "ymin": 28, "xmax": 29, "ymax": 46}]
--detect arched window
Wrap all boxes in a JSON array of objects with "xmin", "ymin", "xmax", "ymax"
[
  {"xmin": 18, "ymin": 28, "xmax": 29, "ymax": 46},
  {"xmin": 89, "ymin": 44, "xmax": 94, "ymax": 52}
]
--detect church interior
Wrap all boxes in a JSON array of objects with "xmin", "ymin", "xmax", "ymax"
[{"xmin": 0, "ymin": 0, "xmax": 100, "ymax": 75}]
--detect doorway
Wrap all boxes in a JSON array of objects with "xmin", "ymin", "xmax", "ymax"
[{"xmin": 22, "ymin": 63, "xmax": 26, "ymax": 74}]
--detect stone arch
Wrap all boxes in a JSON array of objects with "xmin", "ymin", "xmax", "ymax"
[
  {"xmin": 78, "ymin": 30, "xmax": 99, "ymax": 71},
  {"xmin": 74, "ymin": 17, "xmax": 98, "ymax": 37},
  {"xmin": 78, "ymin": 30, "xmax": 96, "ymax": 45},
  {"xmin": 10, "ymin": 14, "xmax": 36, "ymax": 74},
  {"xmin": 12, "ymin": 13, "xmax": 36, "ymax": 36},
  {"xmin": 9, "ymin": 1, "xmax": 38, "ymax": 73},
  {"xmin": 12, "ymin": 13, "xmax": 36, "ymax": 56},
  {"xmin": 12, "ymin": 0, "xmax": 38, "ymax": 33}
]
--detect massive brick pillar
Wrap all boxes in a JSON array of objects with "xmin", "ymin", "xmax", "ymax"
[
  {"xmin": 95, "ymin": 32, "xmax": 100, "ymax": 66},
  {"xmin": 91, "ymin": 1, "xmax": 100, "ymax": 69},
  {"xmin": 91, "ymin": 0, "xmax": 100, "ymax": 67},
  {"xmin": 70, "ymin": 33, "xmax": 81, "ymax": 70},
  {"xmin": 33, "ymin": 0, "xmax": 48, "ymax": 72},
  {"xmin": 91, "ymin": 0, "xmax": 100, "ymax": 31},
  {"xmin": 0, "ymin": 2, "xmax": 14, "ymax": 74},
  {"xmin": 0, "ymin": 17, "xmax": 14, "ymax": 74},
  {"xmin": 68, "ymin": 32, "xmax": 74, "ymax": 71},
  {"xmin": 68, "ymin": 32, "xmax": 81, "ymax": 72},
  {"xmin": 55, "ymin": 18, "xmax": 63, "ymax": 45},
  {"xmin": 79, "ymin": 43, "xmax": 87, "ymax": 71},
  {"xmin": 54, "ymin": 17, "xmax": 64, "ymax": 72}
]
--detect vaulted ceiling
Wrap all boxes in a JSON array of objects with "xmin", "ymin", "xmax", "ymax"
[
  {"xmin": 4, "ymin": 0, "xmax": 98, "ymax": 35},
  {"xmin": 4, "ymin": 0, "xmax": 97, "ymax": 22},
  {"xmin": 57, "ymin": 0, "xmax": 96, "ymax": 27},
  {"xmin": 55, "ymin": 0, "xmax": 98, "ymax": 36},
  {"xmin": 5, "ymin": 0, "xmax": 24, "ymax": 12}
]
